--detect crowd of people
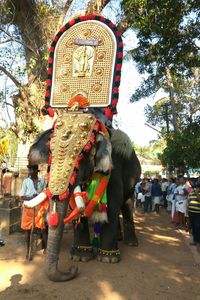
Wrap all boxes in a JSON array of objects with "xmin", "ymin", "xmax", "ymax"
[{"xmin": 135, "ymin": 175, "xmax": 200, "ymax": 253}]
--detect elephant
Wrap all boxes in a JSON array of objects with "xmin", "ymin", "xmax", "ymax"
[{"xmin": 26, "ymin": 118, "xmax": 141, "ymax": 282}]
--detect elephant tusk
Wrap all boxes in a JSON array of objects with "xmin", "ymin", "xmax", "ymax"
[
  {"xmin": 74, "ymin": 185, "xmax": 85, "ymax": 212},
  {"xmin": 23, "ymin": 192, "xmax": 47, "ymax": 208}
]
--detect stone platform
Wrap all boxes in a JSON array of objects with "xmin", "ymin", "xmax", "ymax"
[{"xmin": 0, "ymin": 196, "xmax": 21, "ymax": 237}]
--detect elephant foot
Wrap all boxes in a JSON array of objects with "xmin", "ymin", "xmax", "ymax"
[
  {"xmin": 45, "ymin": 261, "xmax": 78, "ymax": 282},
  {"xmin": 97, "ymin": 248, "xmax": 121, "ymax": 263},
  {"xmin": 124, "ymin": 236, "xmax": 138, "ymax": 247},
  {"xmin": 123, "ymin": 221, "xmax": 138, "ymax": 247},
  {"xmin": 70, "ymin": 245, "xmax": 94, "ymax": 262}
]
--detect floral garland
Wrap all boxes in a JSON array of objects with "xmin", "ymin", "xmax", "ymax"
[{"xmin": 41, "ymin": 14, "xmax": 123, "ymax": 120}]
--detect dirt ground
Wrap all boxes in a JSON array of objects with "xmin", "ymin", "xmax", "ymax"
[{"xmin": 0, "ymin": 208, "xmax": 200, "ymax": 300}]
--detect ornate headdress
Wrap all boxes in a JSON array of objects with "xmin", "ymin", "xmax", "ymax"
[{"xmin": 42, "ymin": 0, "xmax": 123, "ymax": 121}]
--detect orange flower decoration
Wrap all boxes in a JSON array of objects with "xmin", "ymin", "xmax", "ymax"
[{"xmin": 68, "ymin": 95, "xmax": 89, "ymax": 109}]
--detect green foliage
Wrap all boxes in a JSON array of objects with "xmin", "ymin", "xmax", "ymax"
[
  {"xmin": 134, "ymin": 140, "xmax": 165, "ymax": 165},
  {"xmin": 160, "ymin": 118, "xmax": 200, "ymax": 170},
  {"xmin": 121, "ymin": 0, "xmax": 199, "ymax": 101}
]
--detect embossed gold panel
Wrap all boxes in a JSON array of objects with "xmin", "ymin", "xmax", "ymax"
[
  {"xmin": 50, "ymin": 20, "xmax": 117, "ymax": 108},
  {"xmin": 48, "ymin": 113, "xmax": 96, "ymax": 195}
]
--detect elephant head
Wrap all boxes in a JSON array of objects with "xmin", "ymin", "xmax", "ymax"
[{"xmin": 26, "ymin": 112, "xmax": 113, "ymax": 281}]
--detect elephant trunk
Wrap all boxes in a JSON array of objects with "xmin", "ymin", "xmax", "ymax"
[{"xmin": 45, "ymin": 199, "xmax": 78, "ymax": 281}]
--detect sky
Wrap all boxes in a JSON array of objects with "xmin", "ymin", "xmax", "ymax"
[
  {"xmin": 112, "ymin": 28, "xmax": 165, "ymax": 147},
  {"xmin": 115, "ymin": 56, "xmax": 164, "ymax": 147}
]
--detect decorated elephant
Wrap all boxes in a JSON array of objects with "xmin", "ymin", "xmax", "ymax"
[
  {"xmin": 23, "ymin": 1, "xmax": 141, "ymax": 282},
  {"xmin": 24, "ymin": 115, "xmax": 141, "ymax": 281},
  {"xmin": 26, "ymin": 121, "xmax": 141, "ymax": 282}
]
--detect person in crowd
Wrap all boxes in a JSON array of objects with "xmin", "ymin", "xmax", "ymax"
[
  {"xmin": 161, "ymin": 178, "xmax": 169, "ymax": 208},
  {"xmin": 188, "ymin": 182, "xmax": 200, "ymax": 253},
  {"xmin": 142, "ymin": 178, "xmax": 152, "ymax": 213},
  {"xmin": 151, "ymin": 178, "xmax": 162, "ymax": 214},
  {"xmin": 184, "ymin": 179, "xmax": 193, "ymax": 231},
  {"xmin": 20, "ymin": 165, "xmax": 47, "ymax": 260},
  {"xmin": 167, "ymin": 178, "xmax": 177, "ymax": 219},
  {"xmin": 140, "ymin": 178, "xmax": 146, "ymax": 211},
  {"xmin": 135, "ymin": 179, "xmax": 142, "ymax": 207},
  {"xmin": 173, "ymin": 176, "xmax": 188, "ymax": 229}
]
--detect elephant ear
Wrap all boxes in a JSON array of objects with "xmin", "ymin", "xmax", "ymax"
[
  {"xmin": 28, "ymin": 128, "xmax": 53, "ymax": 165},
  {"xmin": 94, "ymin": 132, "xmax": 113, "ymax": 172}
]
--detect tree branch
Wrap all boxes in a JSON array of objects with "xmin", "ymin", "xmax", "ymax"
[
  {"xmin": 0, "ymin": 27, "xmax": 36, "ymax": 53},
  {"xmin": 0, "ymin": 65, "xmax": 21, "ymax": 88},
  {"xmin": 3, "ymin": 101, "xmax": 14, "ymax": 108},
  {"xmin": 63, "ymin": 0, "xmax": 74, "ymax": 15},
  {"xmin": 0, "ymin": 39, "xmax": 13, "ymax": 45}
]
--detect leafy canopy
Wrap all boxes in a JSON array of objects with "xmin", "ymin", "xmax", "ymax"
[{"xmin": 121, "ymin": 0, "xmax": 199, "ymax": 101}]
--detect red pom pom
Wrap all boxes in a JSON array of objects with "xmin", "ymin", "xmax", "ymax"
[
  {"xmin": 112, "ymin": 98, "xmax": 118, "ymax": 106},
  {"xmin": 109, "ymin": 22, "xmax": 115, "ymax": 28},
  {"xmin": 115, "ymin": 30, "xmax": 121, "ymax": 37},
  {"xmin": 100, "ymin": 17, "xmax": 106, "ymax": 22},
  {"xmin": 69, "ymin": 19, "xmax": 75, "ymax": 26},
  {"xmin": 105, "ymin": 108, "xmax": 113, "ymax": 120},
  {"xmin": 45, "ymin": 90, "xmax": 50, "ymax": 97},
  {"xmin": 116, "ymin": 64, "xmax": 122, "ymax": 71},
  {"xmin": 117, "ymin": 52, "xmax": 123, "ymax": 59},
  {"xmin": 50, "ymin": 46, "xmax": 55, "ymax": 53},
  {"xmin": 48, "ymin": 57, "xmax": 53, "ymax": 64},
  {"xmin": 53, "ymin": 36, "xmax": 59, "ymax": 42},
  {"xmin": 48, "ymin": 68, "xmax": 52, "ymax": 75},
  {"xmin": 115, "ymin": 75, "xmax": 121, "ymax": 81},
  {"xmin": 47, "ymin": 107, "xmax": 54, "ymax": 117},
  {"xmin": 60, "ymin": 26, "xmax": 66, "ymax": 33},
  {"xmin": 118, "ymin": 41, "xmax": 123, "ymax": 47},
  {"xmin": 113, "ymin": 87, "xmax": 119, "ymax": 93},
  {"xmin": 46, "ymin": 79, "xmax": 51, "ymax": 87},
  {"xmin": 84, "ymin": 142, "xmax": 92, "ymax": 152}
]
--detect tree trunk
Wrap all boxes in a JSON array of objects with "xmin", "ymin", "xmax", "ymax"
[{"xmin": 165, "ymin": 67, "xmax": 178, "ymax": 133}]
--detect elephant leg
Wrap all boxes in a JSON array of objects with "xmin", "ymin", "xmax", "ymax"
[
  {"xmin": 97, "ymin": 218, "xmax": 121, "ymax": 263},
  {"xmin": 117, "ymin": 217, "xmax": 123, "ymax": 241},
  {"xmin": 121, "ymin": 198, "xmax": 138, "ymax": 247},
  {"xmin": 45, "ymin": 199, "xmax": 78, "ymax": 282},
  {"xmin": 70, "ymin": 217, "xmax": 94, "ymax": 262},
  {"xmin": 97, "ymin": 179, "xmax": 122, "ymax": 263}
]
